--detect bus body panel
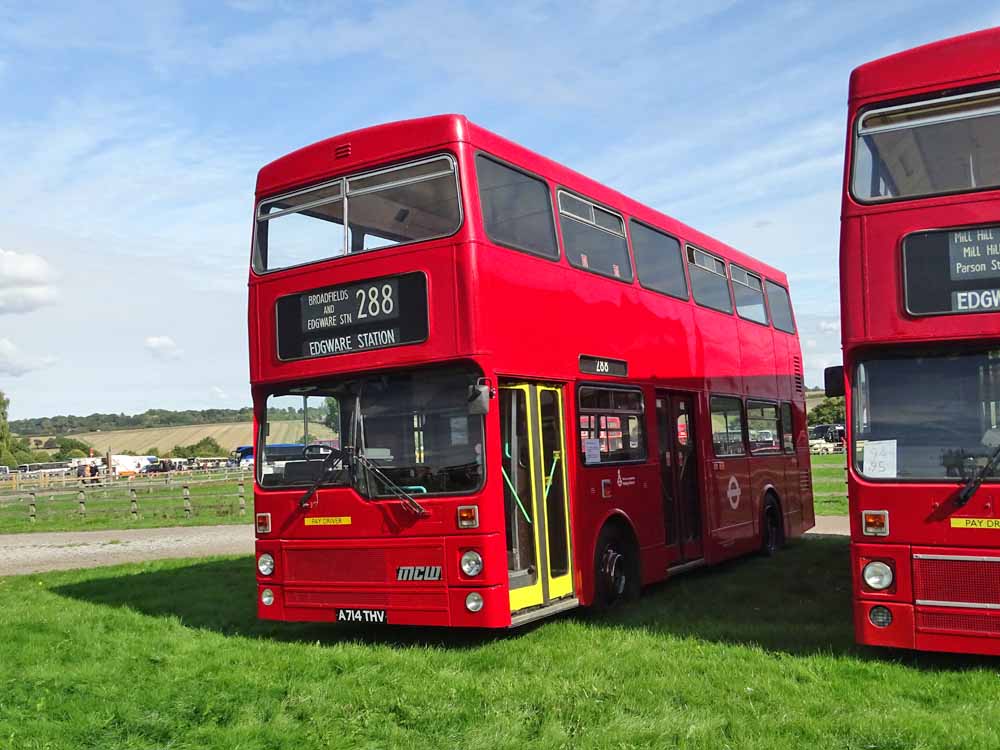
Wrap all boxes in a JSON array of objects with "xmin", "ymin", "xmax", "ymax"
[
  {"xmin": 840, "ymin": 30, "xmax": 1000, "ymax": 654},
  {"xmin": 250, "ymin": 116, "xmax": 813, "ymax": 628}
]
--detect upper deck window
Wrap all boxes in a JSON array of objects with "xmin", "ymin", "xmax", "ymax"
[
  {"xmin": 687, "ymin": 246, "xmax": 732, "ymax": 313},
  {"xmin": 254, "ymin": 155, "xmax": 461, "ymax": 273},
  {"xmin": 476, "ymin": 156, "xmax": 558, "ymax": 259},
  {"xmin": 630, "ymin": 221, "xmax": 688, "ymax": 300},
  {"xmin": 730, "ymin": 264, "xmax": 768, "ymax": 324},
  {"xmin": 765, "ymin": 280, "xmax": 795, "ymax": 333},
  {"xmin": 853, "ymin": 87, "xmax": 1000, "ymax": 202},
  {"xmin": 557, "ymin": 191, "xmax": 633, "ymax": 282}
]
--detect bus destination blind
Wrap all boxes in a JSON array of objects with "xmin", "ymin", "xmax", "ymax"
[
  {"xmin": 275, "ymin": 272, "xmax": 428, "ymax": 361},
  {"xmin": 903, "ymin": 225, "xmax": 1000, "ymax": 315}
]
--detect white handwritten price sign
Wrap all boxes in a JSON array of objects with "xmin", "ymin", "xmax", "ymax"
[{"xmin": 863, "ymin": 439, "xmax": 897, "ymax": 478}]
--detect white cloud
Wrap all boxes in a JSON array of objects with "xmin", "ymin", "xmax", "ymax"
[
  {"xmin": 144, "ymin": 335, "xmax": 182, "ymax": 360},
  {"xmin": 819, "ymin": 319, "xmax": 840, "ymax": 333},
  {"xmin": 0, "ymin": 338, "xmax": 56, "ymax": 376},
  {"xmin": 0, "ymin": 247, "xmax": 56, "ymax": 314},
  {"xmin": 209, "ymin": 386, "xmax": 228, "ymax": 400}
]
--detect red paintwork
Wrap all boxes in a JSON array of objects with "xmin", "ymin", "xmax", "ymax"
[
  {"xmin": 250, "ymin": 114, "xmax": 814, "ymax": 628},
  {"xmin": 841, "ymin": 29, "xmax": 1000, "ymax": 655}
]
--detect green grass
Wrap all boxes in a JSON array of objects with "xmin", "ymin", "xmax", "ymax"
[
  {"xmin": 1, "ymin": 537, "xmax": 998, "ymax": 749},
  {"xmin": 0, "ymin": 478, "xmax": 249, "ymax": 534},
  {"xmin": 810, "ymin": 453, "xmax": 848, "ymax": 516}
]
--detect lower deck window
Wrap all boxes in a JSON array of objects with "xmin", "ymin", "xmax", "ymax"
[{"xmin": 578, "ymin": 386, "xmax": 646, "ymax": 463}]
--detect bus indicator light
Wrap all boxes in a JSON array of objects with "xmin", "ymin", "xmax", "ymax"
[
  {"xmin": 256, "ymin": 513, "xmax": 272, "ymax": 534},
  {"xmin": 862, "ymin": 511, "xmax": 889, "ymax": 536},
  {"xmin": 457, "ymin": 505, "xmax": 479, "ymax": 529}
]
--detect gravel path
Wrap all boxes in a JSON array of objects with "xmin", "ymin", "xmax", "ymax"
[
  {"xmin": 806, "ymin": 516, "xmax": 850, "ymax": 536},
  {"xmin": 0, "ymin": 516, "xmax": 850, "ymax": 576},
  {"xmin": 0, "ymin": 524, "xmax": 254, "ymax": 576}
]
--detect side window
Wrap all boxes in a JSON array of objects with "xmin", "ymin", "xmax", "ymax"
[
  {"xmin": 558, "ymin": 192, "xmax": 633, "ymax": 282},
  {"xmin": 578, "ymin": 386, "xmax": 646, "ymax": 463},
  {"xmin": 780, "ymin": 403, "xmax": 794, "ymax": 453},
  {"xmin": 710, "ymin": 396, "xmax": 745, "ymax": 456},
  {"xmin": 687, "ymin": 246, "xmax": 733, "ymax": 313},
  {"xmin": 747, "ymin": 401, "xmax": 781, "ymax": 453},
  {"xmin": 476, "ymin": 155, "xmax": 558, "ymax": 259},
  {"xmin": 731, "ymin": 264, "xmax": 769, "ymax": 324},
  {"xmin": 630, "ymin": 220, "xmax": 688, "ymax": 299},
  {"xmin": 766, "ymin": 280, "xmax": 796, "ymax": 333}
]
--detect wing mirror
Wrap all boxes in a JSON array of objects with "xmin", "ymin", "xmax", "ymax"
[
  {"xmin": 468, "ymin": 378, "xmax": 494, "ymax": 415},
  {"xmin": 824, "ymin": 366, "xmax": 844, "ymax": 398}
]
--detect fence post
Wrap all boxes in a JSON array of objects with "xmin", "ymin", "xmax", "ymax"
[
  {"xmin": 183, "ymin": 484, "xmax": 192, "ymax": 518},
  {"xmin": 130, "ymin": 488, "xmax": 139, "ymax": 520},
  {"xmin": 238, "ymin": 480, "xmax": 246, "ymax": 516},
  {"xmin": 77, "ymin": 489, "xmax": 86, "ymax": 517},
  {"xmin": 166, "ymin": 472, "xmax": 173, "ymax": 490},
  {"xmin": 28, "ymin": 492, "xmax": 36, "ymax": 523}
]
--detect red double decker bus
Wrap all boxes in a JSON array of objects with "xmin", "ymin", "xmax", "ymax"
[
  {"xmin": 829, "ymin": 28, "xmax": 1000, "ymax": 655},
  {"xmin": 249, "ymin": 115, "xmax": 814, "ymax": 628}
]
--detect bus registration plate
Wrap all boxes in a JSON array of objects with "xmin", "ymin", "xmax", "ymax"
[
  {"xmin": 275, "ymin": 272, "xmax": 428, "ymax": 360},
  {"xmin": 335, "ymin": 608, "xmax": 387, "ymax": 624}
]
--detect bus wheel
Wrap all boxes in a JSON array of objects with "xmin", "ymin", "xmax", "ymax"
[
  {"xmin": 761, "ymin": 496, "xmax": 784, "ymax": 556},
  {"xmin": 593, "ymin": 523, "xmax": 640, "ymax": 608}
]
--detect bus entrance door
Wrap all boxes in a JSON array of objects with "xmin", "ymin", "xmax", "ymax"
[
  {"xmin": 656, "ymin": 392, "xmax": 703, "ymax": 565},
  {"xmin": 500, "ymin": 383, "xmax": 574, "ymax": 620}
]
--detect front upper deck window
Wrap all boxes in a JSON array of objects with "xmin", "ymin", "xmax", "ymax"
[
  {"xmin": 853, "ymin": 87, "xmax": 1000, "ymax": 202},
  {"xmin": 254, "ymin": 155, "xmax": 461, "ymax": 273}
]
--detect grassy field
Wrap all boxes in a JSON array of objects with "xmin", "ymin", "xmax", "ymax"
[
  {"xmin": 0, "ymin": 475, "xmax": 250, "ymax": 534},
  {"xmin": 809, "ymin": 453, "xmax": 848, "ymax": 516},
  {"xmin": 2, "ymin": 537, "xmax": 998, "ymax": 749},
  {"xmin": 65, "ymin": 420, "xmax": 334, "ymax": 455}
]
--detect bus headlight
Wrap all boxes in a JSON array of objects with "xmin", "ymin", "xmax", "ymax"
[
  {"xmin": 862, "ymin": 560, "xmax": 893, "ymax": 590},
  {"xmin": 465, "ymin": 592, "xmax": 484, "ymax": 612},
  {"xmin": 261, "ymin": 588, "xmax": 275, "ymax": 606},
  {"xmin": 460, "ymin": 550, "xmax": 483, "ymax": 577},
  {"xmin": 257, "ymin": 553, "xmax": 275, "ymax": 576}
]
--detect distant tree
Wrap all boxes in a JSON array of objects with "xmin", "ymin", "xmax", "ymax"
[
  {"xmin": 43, "ymin": 437, "xmax": 59, "ymax": 449},
  {"xmin": 808, "ymin": 397, "xmax": 845, "ymax": 426},
  {"xmin": 146, "ymin": 447, "xmax": 161, "ymax": 457},
  {"xmin": 323, "ymin": 397, "xmax": 340, "ymax": 434},
  {"xmin": 119, "ymin": 449, "xmax": 138, "ymax": 456},
  {"xmin": 0, "ymin": 390, "xmax": 10, "ymax": 454}
]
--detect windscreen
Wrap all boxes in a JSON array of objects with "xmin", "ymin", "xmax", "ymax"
[
  {"xmin": 258, "ymin": 365, "xmax": 485, "ymax": 495},
  {"xmin": 254, "ymin": 155, "xmax": 461, "ymax": 272},
  {"xmin": 854, "ymin": 349, "xmax": 1000, "ymax": 480},
  {"xmin": 853, "ymin": 88, "xmax": 1000, "ymax": 202}
]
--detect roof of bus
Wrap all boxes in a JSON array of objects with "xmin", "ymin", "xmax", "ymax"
[
  {"xmin": 850, "ymin": 27, "xmax": 1000, "ymax": 102},
  {"xmin": 256, "ymin": 114, "xmax": 788, "ymax": 285}
]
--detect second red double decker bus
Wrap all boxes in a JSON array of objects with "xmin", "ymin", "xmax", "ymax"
[
  {"xmin": 250, "ymin": 115, "xmax": 814, "ymax": 628},
  {"xmin": 830, "ymin": 28, "xmax": 1000, "ymax": 655}
]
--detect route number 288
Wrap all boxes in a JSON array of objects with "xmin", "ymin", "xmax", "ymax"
[{"xmin": 356, "ymin": 284, "xmax": 394, "ymax": 319}]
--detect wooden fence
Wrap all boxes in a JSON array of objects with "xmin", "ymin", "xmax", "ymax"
[{"xmin": 0, "ymin": 470, "xmax": 250, "ymax": 529}]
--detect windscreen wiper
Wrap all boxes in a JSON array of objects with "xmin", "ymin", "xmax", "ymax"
[
  {"xmin": 353, "ymin": 451, "xmax": 428, "ymax": 517},
  {"xmin": 298, "ymin": 448, "xmax": 346, "ymax": 509},
  {"xmin": 956, "ymin": 443, "xmax": 1000, "ymax": 507}
]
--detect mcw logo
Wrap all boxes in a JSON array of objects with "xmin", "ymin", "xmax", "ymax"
[{"xmin": 396, "ymin": 565, "xmax": 443, "ymax": 581}]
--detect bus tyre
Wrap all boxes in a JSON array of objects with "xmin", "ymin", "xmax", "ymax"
[
  {"xmin": 761, "ymin": 496, "xmax": 784, "ymax": 556},
  {"xmin": 593, "ymin": 524, "xmax": 640, "ymax": 608}
]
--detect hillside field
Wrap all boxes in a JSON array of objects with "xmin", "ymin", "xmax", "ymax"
[
  {"xmin": 68, "ymin": 421, "xmax": 333, "ymax": 455},
  {"xmin": 60, "ymin": 393, "xmax": 828, "ymax": 455}
]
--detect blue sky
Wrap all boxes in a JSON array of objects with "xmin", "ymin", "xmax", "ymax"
[{"xmin": 1, "ymin": 1, "xmax": 998, "ymax": 419}]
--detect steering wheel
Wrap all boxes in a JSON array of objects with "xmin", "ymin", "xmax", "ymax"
[{"xmin": 303, "ymin": 444, "xmax": 343, "ymax": 461}]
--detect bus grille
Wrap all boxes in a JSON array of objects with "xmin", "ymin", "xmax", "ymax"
[
  {"xmin": 916, "ymin": 610, "xmax": 1000, "ymax": 636},
  {"xmin": 285, "ymin": 548, "xmax": 386, "ymax": 583},
  {"xmin": 912, "ymin": 555, "xmax": 1000, "ymax": 607}
]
